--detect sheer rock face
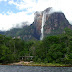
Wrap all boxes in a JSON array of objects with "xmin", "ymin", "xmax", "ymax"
[
  {"xmin": 44, "ymin": 12, "xmax": 72, "ymax": 37},
  {"xmin": 44, "ymin": 12, "xmax": 72, "ymax": 36},
  {"xmin": 34, "ymin": 8, "xmax": 72, "ymax": 39},
  {"xmin": 34, "ymin": 8, "xmax": 51, "ymax": 39},
  {"xmin": 34, "ymin": 11, "xmax": 42, "ymax": 37}
]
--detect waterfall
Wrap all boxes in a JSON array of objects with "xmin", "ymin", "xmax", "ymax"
[{"xmin": 40, "ymin": 12, "xmax": 46, "ymax": 40}]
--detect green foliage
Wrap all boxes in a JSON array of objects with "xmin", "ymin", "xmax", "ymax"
[
  {"xmin": 37, "ymin": 58, "xmax": 41, "ymax": 63},
  {"xmin": 44, "ymin": 58, "xmax": 48, "ymax": 64},
  {"xmin": 0, "ymin": 34, "xmax": 35, "ymax": 64},
  {"xmin": 5, "ymin": 24, "xmax": 39, "ymax": 40},
  {"xmin": 33, "ymin": 28, "xmax": 72, "ymax": 64},
  {"xmin": 0, "ymin": 28, "xmax": 72, "ymax": 65}
]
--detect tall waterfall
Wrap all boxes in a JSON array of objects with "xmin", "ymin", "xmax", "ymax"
[{"xmin": 40, "ymin": 12, "xmax": 46, "ymax": 40}]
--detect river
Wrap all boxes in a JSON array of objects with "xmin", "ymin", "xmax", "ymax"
[{"xmin": 0, "ymin": 65, "xmax": 72, "ymax": 72}]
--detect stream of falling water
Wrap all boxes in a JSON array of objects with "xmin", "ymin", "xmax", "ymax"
[{"xmin": 40, "ymin": 12, "xmax": 46, "ymax": 40}]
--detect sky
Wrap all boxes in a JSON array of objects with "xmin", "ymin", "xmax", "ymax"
[{"xmin": 0, "ymin": 0, "xmax": 72, "ymax": 31}]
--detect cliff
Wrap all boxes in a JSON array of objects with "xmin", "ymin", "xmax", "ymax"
[
  {"xmin": 44, "ymin": 12, "xmax": 72, "ymax": 37},
  {"xmin": 5, "ymin": 7, "xmax": 72, "ymax": 40},
  {"xmin": 34, "ymin": 8, "xmax": 72, "ymax": 39}
]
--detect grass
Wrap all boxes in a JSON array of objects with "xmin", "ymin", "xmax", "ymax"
[
  {"xmin": 1, "ymin": 61, "xmax": 71, "ymax": 67},
  {"xmin": 22, "ymin": 62, "xmax": 70, "ymax": 67}
]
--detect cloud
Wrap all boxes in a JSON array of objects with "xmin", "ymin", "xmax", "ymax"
[
  {"xmin": 0, "ymin": 0, "xmax": 72, "ymax": 31},
  {"xmin": 8, "ymin": 0, "xmax": 37, "ymax": 12},
  {"xmin": 35, "ymin": 0, "xmax": 72, "ymax": 23},
  {"xmin": 8, "ymin": 0, "xmax": 72, "ymax": 22},
  {"xmin": 0, "ymin": 11, "xmax": 34, "ymax": 31}
]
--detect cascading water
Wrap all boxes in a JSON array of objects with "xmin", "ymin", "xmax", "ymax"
[{"xmin": 40, "ymin": 11, "xmax": 46, "ymax": 40}]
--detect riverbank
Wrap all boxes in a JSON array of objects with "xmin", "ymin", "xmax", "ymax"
[{"xmin": 8, "ymin": 61, "xmax": 72, "ymax": 67}]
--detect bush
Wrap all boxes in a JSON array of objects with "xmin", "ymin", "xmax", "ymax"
[
  {"xmin": 37, "ymin": 58, "xmax": 41, "ymax": 63},
  {"xmin": 44, "ymin": 58, "xmax": 48, "ymax": 64}
]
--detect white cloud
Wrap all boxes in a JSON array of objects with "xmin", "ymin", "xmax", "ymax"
[
  {"xmin": 8, "ymin": 0, "xmax": 37, "ymax": 12},
  {"xmin": 0, "ymin": 11, "xmax": 34, "ymax": 31},
  {"xmin": 36, "ymin": 0, "xmax": 72, "ymax": 23},
  {"xmin": 8, "ymin": 0, "xmax": 72, "ymax": 18},
  {"xmin": 0, "ymin": 0, "xmax": 72, "ymax": 30}
]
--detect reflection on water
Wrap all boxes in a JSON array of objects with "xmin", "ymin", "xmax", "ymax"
[{"xmin": 0, "ymin": 65, "xmax": 72, "ymax": 72}]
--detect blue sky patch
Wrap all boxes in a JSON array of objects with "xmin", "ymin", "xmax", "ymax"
[{"xmin": 0, "ymin": 0, "xmax": 27, "ymax": 15}]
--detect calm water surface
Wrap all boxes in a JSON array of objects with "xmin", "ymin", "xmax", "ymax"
[{"xmin": 0, "ymin": 65, "xmax": 72, "ymax": 72}]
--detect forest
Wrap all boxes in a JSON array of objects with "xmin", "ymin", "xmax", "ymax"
[{"xmin": 0, "ymin": 28, "xmax": 72, "ymax": 65}]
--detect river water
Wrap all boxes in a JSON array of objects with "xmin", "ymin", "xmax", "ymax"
[{"xmin": 0, "ymin": 65, "xmax": 72, "ymax": 72}]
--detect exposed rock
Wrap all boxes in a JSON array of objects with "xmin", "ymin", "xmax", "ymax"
[
  {"xmin": 44, "ymin": 12, "xmax": 72, "ymax": 37},
  {"xmin": 5, "ymin": 7, "xmax": 72, "ymax": 40},
  {"xmin": 34, "ymin": 8, "xmax": 72, "ymax": 38},
  {"xmin": 34, "ymin": 11, "xmax": 42, "ymax": 36}
]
